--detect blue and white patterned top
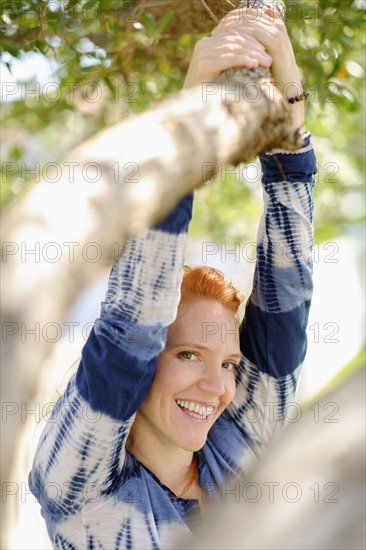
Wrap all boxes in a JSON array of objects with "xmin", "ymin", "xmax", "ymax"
[{"xmin": 30, "ymin": 133, "xmax": 317, "ymax": 549}]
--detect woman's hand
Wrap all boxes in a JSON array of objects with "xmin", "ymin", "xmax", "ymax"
[
  {"xmin": 213, "ymin": 8, "xmax": 302, "ymax": 98},
  {"xmin": 183, "ymin": 24, "xmax": 272, "ymax": 89},
  {"xmin": 184, "ymin": 7, "xmax": 305, "ymax": 133}
]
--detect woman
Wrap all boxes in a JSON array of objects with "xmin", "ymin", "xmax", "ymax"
[{"xmin": 30, "ymin": 8, "xmax": 317, "ymax": 549}]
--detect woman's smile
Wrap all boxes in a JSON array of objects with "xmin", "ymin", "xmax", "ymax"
[{"xmin": 175, "ymin": 399, "xmax": 217, "ymax": 423}]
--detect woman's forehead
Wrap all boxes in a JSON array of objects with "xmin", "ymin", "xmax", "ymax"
[
  {"xmin": 168, "ymin": 298, "xmax": 240, "ymax": 345},
  {"xmin": 176, "ymin": 296, "xmax": 234, "ymax": 320}
]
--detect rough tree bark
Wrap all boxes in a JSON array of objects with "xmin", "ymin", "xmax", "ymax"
[{"xmin": 1, "ymin": 0, "xmax": 307, "ymax": 544}]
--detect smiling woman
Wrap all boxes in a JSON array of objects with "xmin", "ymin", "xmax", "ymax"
[
  {"xmin": 126, "ymin": 287, "xmax": 241, "ymax": 503},
  {"xmin": 29, "ymin": 7, "xmax": 317, "ymax": 550}
]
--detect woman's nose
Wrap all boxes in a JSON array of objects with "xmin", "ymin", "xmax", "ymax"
[{"xmin": 198, "ymin": 365, "xmax": 226, "ymax": 397}]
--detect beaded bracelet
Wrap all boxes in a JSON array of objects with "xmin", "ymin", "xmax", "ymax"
[{"xmin": 288, "ymin": 91, "xmax": 310, "ymax": 104}]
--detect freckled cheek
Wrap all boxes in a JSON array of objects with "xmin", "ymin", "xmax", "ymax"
[
  {"xmin": 151, "ymin": 364, "xmax": 190, "ymax": 397},
  {"xmin": 156, "ymin": 359, "xmax": 199, "ymax": 386}
]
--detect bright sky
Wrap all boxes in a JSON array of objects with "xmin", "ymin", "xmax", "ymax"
[{"xmin": 1, "ymin": 52, "xmax": 59, "ymax": 103}]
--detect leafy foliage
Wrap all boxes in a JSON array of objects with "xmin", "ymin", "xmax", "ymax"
[{"xmin": 1, "ymin": 0, "xmax": 365, "ymax": 241}]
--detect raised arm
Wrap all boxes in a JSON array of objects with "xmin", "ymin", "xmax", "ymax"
[
  {"xmin": 29, "ymin": 194, "xmax": 193, "ymax": 525},
  {"xmin": 234, "ymin": 9, "xmax": 316, "ymax": 454},
  {"xmin": 203, "ymin": 9, "xmax": 317, "ymax": 474},
  {"xmin": 231, "ymin": 135, "xmax": 316, "ymax": 459}
]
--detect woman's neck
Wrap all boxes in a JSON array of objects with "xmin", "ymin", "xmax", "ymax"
[{"xmin": 126, "ymin": 412, "xmax": 197, "ymax": 498}]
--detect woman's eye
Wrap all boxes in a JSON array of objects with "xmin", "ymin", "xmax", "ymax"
[
  {"xmin": 222, "ymin": 361, "xmax": 238, "ymax": 372},
  {"xmin": 178, "ymin": 351, "xmax": 198, "ymax": 361}
]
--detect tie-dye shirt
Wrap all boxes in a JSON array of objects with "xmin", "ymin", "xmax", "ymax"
[{"xmin": 30, "ymin": 133, "xmax": 317, "ymax": 549}]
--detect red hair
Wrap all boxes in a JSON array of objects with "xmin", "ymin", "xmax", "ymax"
[{"xmin": 180, "ymin": 265, "xmax": 242, "ymax": 318}]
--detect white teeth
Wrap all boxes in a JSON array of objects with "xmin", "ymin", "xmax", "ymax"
[{"xmin": 176, "ymin": 399, "xmax": 216, "ymax": 417}]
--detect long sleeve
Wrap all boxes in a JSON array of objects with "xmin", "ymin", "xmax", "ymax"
[
  {"xmin": 29, "ymin": 194, "xmax": 193, "ymax": 536},
  {"xmin": 205, "ymin": 133, "xmax": 317, "ymax": 478}
]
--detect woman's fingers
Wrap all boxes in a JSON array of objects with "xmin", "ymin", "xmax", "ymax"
[
  {"xmin": 184, "ymin": 9, "xmax": 284, "ymax": 89},
  {"xmin": 186, "ymin": 33, "xmax": 273, "ymax": 85},
  {"xmin": 214, "ymin": 7, "xmax": 289, "ymax": 53},
  {"xmin": 201, "ymin": 33, "xmax": 272, "ymax": 64},
  {"xmin": 183, "ymin": 33, "xmax": 271, "ymax": 88}
]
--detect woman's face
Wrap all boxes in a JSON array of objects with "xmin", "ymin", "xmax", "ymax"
[{"xmin": 136, "ymin": 297, "xmax": 241, "ymax": 453}]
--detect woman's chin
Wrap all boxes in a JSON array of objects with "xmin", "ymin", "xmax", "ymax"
[{"xmin": 175, "ymin": 432, "xmax": 208, "ymax": 453}]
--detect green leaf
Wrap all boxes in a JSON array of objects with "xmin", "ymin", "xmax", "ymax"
[
  {"xmin": 122, "ymin": 0, "xmax": 136, "ymax": 9},
  {"xmin": 1, "ymin": 38, "xmax": 19, "ymax": 57},
  {"xmin": 158, "ymin": 10, "xmax": 177, "ymax": 33},
  {"xmin": 141, "ymin": 12, "xmax": 157, "ymax": 33}
]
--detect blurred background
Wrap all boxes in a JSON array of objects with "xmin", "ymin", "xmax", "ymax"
[{"xmin": 1, "ymin": 0, "xmax": 365, "ymax": 547}]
